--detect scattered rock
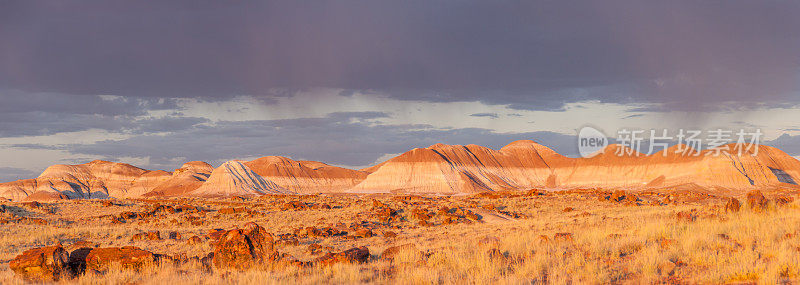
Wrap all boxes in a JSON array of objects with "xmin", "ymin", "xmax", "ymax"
[
  {"xmin": 486, "ymin": 248, "xmax": 506, "ymax": 262},
  {"xmin": 383, "ymin": 231, "xmax": 398, "ymax": 238},
  {"xmin": 208, "ymin": 229, "xmax": 227, "ymax": 241},
  {"xmin": 84, "ymin": 246, "xmax": 157, "ymax": 272},
  {"xmin": 310, "ymin": 203, "xmax": 331, "ymax": 210},
  {"xmin": 776, "ymin": 196, "xmax": 794, "ymax": 207},
  {"xmin": 22, "ymin": 217, "xmax": 48, "ymax": 225},
  {"xmin": 21, "ymin": 201, "xmax": 44, "ymax": 210},
  {"xmin": 275, "ymin": 253, "xmax": 307, "ymax": 267},
  {"xmin": 375, "ymin": 207, "xmax": 397, "ymax": 220},
  {"xmin": 656, "ymin": 237, "xmax": 675, "ymax": 249},
  {"xmin": 624, "ymin": 194, "xmax": 640, "ymax": 204},
  {"xmin": 200, "ymin": 252, "xmax": 214, "ymax": 269},
  {"xmin": 553, "ymin": 232, "xmax": 573, "ymax": 243},
  {"xmin": 67, "ymin": 247, "xmax": 93, "ymax": 275},
  {"xmin": 608, "ymin": 190, "xmax": 639, "ymax": 204},
  {"xmin": 411, "ymin": 208, "xmax": 431, "ymax": 221},
  {"xmin": 218, "ymin": 207, "xmax": 245, "ymax": 214},
  {"xmin": 187, "ymin": 236, "xmax": 203, "ymax": 245},
  {"xmin": 147, "ymin": 231, "xmax": 161, "ymax": 240},
  {"xmin": 372, "ymin": 199, "xmax": 388, "ymax": 208},
  {"xmin": 724, "ymin": 198, "xmax": 741, "ymax": 213},
  {"xmin": 352, "ymin": 229, "xmax": 374, "ymax": 239},
  {"xmin": 65, "ymin": 240, "xmax": 97, "ymax": 253},
  {"xmin": 275, "ymin": 236, "xmax": 300, "ymax": 248},
  {"xmin": 295, "ymin": 226, "xmax": 342, "ymax": 238},
  {"xmin": 381, "ymin": 244, "xmax": 419, "ymax": 261},
  {"xmin": 464, "ymin": 211, "xmax": 482, "ymax": 222},
  {"xmin": 676, "ymin": 211, "xmax": 696, "ymax": 222},
  {"xmin": 527, "ymin": 189, "xmax": 546, "ymax": 196},
  {"xmin": 316, "ymin": 246, "xmax": 370, "ymax": 265},
  {"xmin": 746, "ymin": 191, "xmax": 769, "ymax": 212},
  {"xmin": 168, "ymin": 231, "xmax": 182, "ymax": 240},
  {"xmin": 10, "ymin": 245, "xmax": 70, "ymax": 281},
  {"xmin": 657, "ymin": 260, "xmax": 677, "ymax": 276},
  {"xmin": 610, "ymin": 191, "xmax": 626, "ymax": 202},
  {"xmin": 280, "ymin": 201, "xmax": 309, "ymax": 211},
  {"xmin": 212, "ymin": 222, "xmax": 277, "ymax": 270},
  {"xmin": 307, "ymin": 244, "xmax": 324, "ymax": 255},
  {"xmin": 132, "ymin": 231, "xmax": 161, "ymax": 241},
  {"xmin": 538, "ymin": 235, "xmax": 550, "ymax": 243}
]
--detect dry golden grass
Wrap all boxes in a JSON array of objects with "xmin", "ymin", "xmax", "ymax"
[{"xmin": 1, "ymin": 190, "xmax": 799, "ymax": 284}]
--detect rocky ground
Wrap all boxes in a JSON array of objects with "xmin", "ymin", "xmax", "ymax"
[{"xmin": 0, "ymin": 189, "xmax": 799, "ymax": 284}]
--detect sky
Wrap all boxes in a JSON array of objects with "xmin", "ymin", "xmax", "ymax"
[{"xmin": 1, "ymin": 1, "xmax": 800, "ymax": 182}]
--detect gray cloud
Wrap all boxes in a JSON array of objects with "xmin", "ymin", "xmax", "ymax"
[
  {"xmin": 14, "ymin": 115, "xmax": 578, "ymax": 171},
  {"xmin": 0, "ymin": 112, "xmax": 207, "ymax": 138},
  {"xmin": 326, "ymin": 111, "xmax": 391, "ymax": 121},
  {"xmin": 1, "ymin": 1, "xmax": 797, "ymax": 111},
  {"xmin": 765, "ymin": 134, "xmax": 800, "ymax": 156},
  {"xmin": 0, "ymin": 90, "xmax": 188, "ymax": 137},
  {"xmin": 470, "ymin": 113, "xmax": 499, "ymax": 119},
  {"xmin": 0, "ymin": 115, "xmax": 208, "ymax": 140},
  {"xmin": 0, "ymin": 167, "xmax": 38, "ymax": 183},
  {"xmin": 0, "ymin": 112, "xmax": 127, "ymax": 137},
  {"xmin": 10, "ymin": 113, "xmax": 800, "ymax": 177},
  {"xmin": 134, "ymin": 116, "xmax": 210, "ymax": 134},
  {"xmin": 0, "ymin": 89, "xmax": 178, "ymax": 115}
]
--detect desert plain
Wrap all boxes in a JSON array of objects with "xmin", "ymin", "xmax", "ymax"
[
  {"xmin": 1, "ymin": 189, "xmax": 799, "ymax": 284},
  {"xmin": 1, "ymin": 141, "xmax": 799, "ymax": 284}
]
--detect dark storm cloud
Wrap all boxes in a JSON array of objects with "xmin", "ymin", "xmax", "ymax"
[
  {"xmin": 0, "ymin": 89, "xmax": 188, "ymax": 136},
  {"xmin": 15, "ymin": 115, "xmax": 577, "ymax": 171},
  {"xmin": 0, "ymin": 90, "xmax": 205, "ymax": 137},
  {"xmin": 0, "ymin": 90, "xmax": 178, "ymax": 115},
  {"xmin": 2, "ymin": 1, "xmax": 798, "ymax": 110},
  {"xmin": 0, "ymin": 87, "xmax": 208, "ymax": 135}
]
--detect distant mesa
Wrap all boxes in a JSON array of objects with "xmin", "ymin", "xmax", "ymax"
[
  {"xmin": 141, "ymin": 161, "xmax": 214, "ymax": 197},
  {"xmin": 243, "ymin": 156, "xmax": 367, "ymax": 193},
  {"xmin": 190, "ymin": 160, "xmax": 288, "ymax": 197},
  {"xmin": 22, "ymin": 190, "xmax": 70, "ymax": 202},
  {"xmin": 1, "ymin": 140, "xmax": 799, "ymax": 201}
]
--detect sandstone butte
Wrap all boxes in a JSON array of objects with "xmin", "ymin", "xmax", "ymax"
[{"xmin": 1, "ymin": 140, "xmax": 799, "ymax": 201}]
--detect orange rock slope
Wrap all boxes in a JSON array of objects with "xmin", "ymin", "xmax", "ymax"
[
  {"xmin": 0, "ymin": 160, "xmax": 170, "ymax": 201},
  {"xmin": 0, "ymin": 156, "xmax": 369, "ymax": 201},
  {"xmin": 1, "ymin": 140, "xmax": 799, "ymax": 200},
  {"xmin": 243, "ymin": 156, "xmax": 367, "ymax": 193},
  {"xmin": 351, "ymin": 141, "xmax": 800, "ymax": 194},
  {"xmin": 141, "ymin": 161, "xmax": 214, "ymax": 197}
]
